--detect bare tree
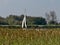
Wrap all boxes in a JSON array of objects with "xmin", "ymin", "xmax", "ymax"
[
  {"xmin": 45, "ymin": 13, "xmax": 50, "ymax": 24},
  {"xmin": 45, "ymin": 11, "xmax": 58, "ymax": 25},
  {"xmin": 50, "ymin": 11, "xmax": 57, "ymax": 24}
]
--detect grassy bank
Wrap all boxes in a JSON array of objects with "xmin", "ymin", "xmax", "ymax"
[{"xmin": 0, "ymin": 28, "xmax": 60, "ymax": 45}]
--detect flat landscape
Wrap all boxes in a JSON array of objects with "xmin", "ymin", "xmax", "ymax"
[{"xmin": 0, "ymin": 27, "xmax": 60, "ymax": 45}]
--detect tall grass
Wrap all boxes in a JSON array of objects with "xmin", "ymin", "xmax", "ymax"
[{"xmin": 0, "ymin": 27, "xmax": 60, "ymax": 45}]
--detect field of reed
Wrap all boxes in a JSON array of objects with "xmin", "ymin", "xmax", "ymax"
[{"xmin": 0, "ymin": 27, "xmax": 60, "ymax": 45}]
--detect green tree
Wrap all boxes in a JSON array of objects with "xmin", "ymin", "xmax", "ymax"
[{"xmin": 34, "ymin": 17, "xmax": 47, "ymax": 25}]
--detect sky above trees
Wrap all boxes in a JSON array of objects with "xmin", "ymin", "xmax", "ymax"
[{"xmin": 0, "ymin": 0, "xmax": 60, "ymax": 22}]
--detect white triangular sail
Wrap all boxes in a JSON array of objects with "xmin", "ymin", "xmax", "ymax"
[
  {"xmin": 22, "ymin": 15, "xmax": 27, "ymax": 28},
  {"xmin": 22, "ymin": 9, "xmax": 27, "ymax": 28}
]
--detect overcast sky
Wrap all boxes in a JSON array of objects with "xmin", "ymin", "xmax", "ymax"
[{"xmin": 0, "ymin": 0, "xmax": 60, "ymax": 22}]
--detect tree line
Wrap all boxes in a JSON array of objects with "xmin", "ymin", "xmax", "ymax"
[{"xmin": 0, "ymin": 11, "xmax": 59, "ymax": 25}]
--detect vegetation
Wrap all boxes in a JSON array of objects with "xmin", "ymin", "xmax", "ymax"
[
  {"xmin": 0, "ymin": 15, "xmax": 47, "ymax": 25},
  {"xmin": 0, "ymin": 27, "xmax": 60, "ymax": 45},
  {"xmin": 34, "ymin": 17, "xmax": 47, "ymax": 25},
  {"xmin": 45, "ymin": 11, "xmax": 58, "ymax": 25},
  {"xmin": 0, "ymin": 10, "xmax": 60, "ymax": 45},
  {"xmin": 0, "ymin": 11, "xmax": 59, "ymax": 25}
]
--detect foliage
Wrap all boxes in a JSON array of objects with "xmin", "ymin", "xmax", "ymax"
[
  {"xmin": 0, "ymin": 27, "xmax": 60, "ymax": 45},
  {"xmin": 45, "ymin": 11, "xmax": 58, "ymax": 25},
  {"xmin": 0, "ymin": 16, "xmax": 8, "ymax": 25},
  {"xmin": 34, "ymin": 17, "xmax": 47, "ymax": 25},
  {"xmin": 0, "ymin": 15, "xmax": 47, "ymax": 25}
]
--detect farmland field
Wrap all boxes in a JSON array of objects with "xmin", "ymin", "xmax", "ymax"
[{"xmin": 0, "ymin": 27, "xmax": 60, "ymax": 45}]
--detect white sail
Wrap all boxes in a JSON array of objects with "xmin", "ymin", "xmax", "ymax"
[{"xmin": 22, "ymin": 15, "xmax": 27, "ymax": 28}]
